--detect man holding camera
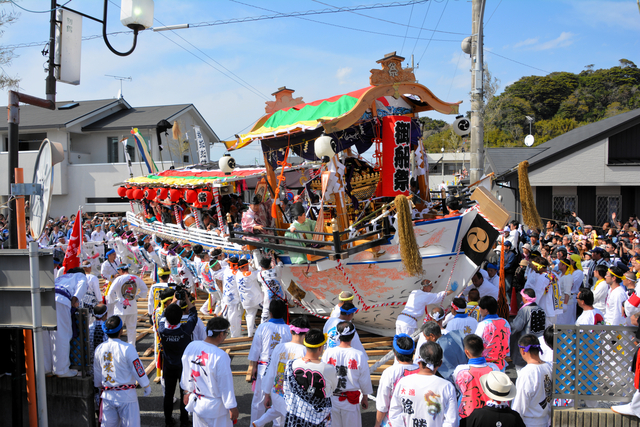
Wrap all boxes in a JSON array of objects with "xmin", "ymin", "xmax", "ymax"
[{"xmin": 158, "ymin": 290, "xmax": 198, "ymax": 427}]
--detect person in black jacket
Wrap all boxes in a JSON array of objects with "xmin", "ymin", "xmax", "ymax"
[
  {"xmin": 462, "ymin": 371, "xmax": 525, "ymax": 427},
  {"xmin": 158, "ymin": 294, "xmax": 198, "ymax": 427}
]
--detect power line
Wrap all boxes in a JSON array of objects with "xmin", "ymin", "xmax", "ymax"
[
  {"xmin": 485, "ymin": 50, "xmax": 550, "ymax": 74},
  {"xmin": 410, "ymin": 0, "xmax": 432, "ymax": 58},
  {"xmin": 416, "ymin": 0, "xmax": 449, "ymax": 66},
  {"xmin": 400, "ymin": 1, "xmax": 415, "ymax": 55},
  {"xmin": 484, "ymin": 0, "xmax": 503, "ymax": 27},
  {"xmin": 309, "ymin": 0, "xmax": 467, "ymax": 35}
]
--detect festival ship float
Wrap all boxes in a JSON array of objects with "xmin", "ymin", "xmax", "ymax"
[{"xmin": 119, "ymin": 53, "xmax": 510, "ymax": 336}]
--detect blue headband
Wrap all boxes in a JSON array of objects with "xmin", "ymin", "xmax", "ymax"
[
  {"xmin": 340, "ymin": 306, "xmax": 358, "ymax": 315},
  {"xmin": 102, "ymin": 318, "xmax": 123, "ymax": 334},
  {"xmin": 518, "ymin": 344, "xmax": 542, "ymax": 354},
  {"xmin": 487, "ymin": 263, "xmax": 498, "ymax": 270},
  {"xmin": 106, "ymin": 249, "xmax": 115, "ymax": 256},
  {"xmin": 393, "ymin": 334, "xmax": 415, "ymax": 355}
]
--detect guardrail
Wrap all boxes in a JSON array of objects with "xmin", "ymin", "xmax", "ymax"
[{"xmin": 553, "ymin": 325, "xmax": 638, "ymax": 406}]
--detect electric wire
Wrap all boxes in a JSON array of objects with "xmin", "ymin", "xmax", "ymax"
[
  {"xmin": 446, "ymin": 49, "xmax": 464, "ymax": 99},
  {"xmin": 107, "ymin": 0, "xmax": 270, "ymax": 101},
  {"xmin": 485, "ymin": 50, "xmax": 550, "ymax": 74},
  {"xmin": 410, "ymin": 0, "xmax": 432, "ymax": 58},
  {"xmin": 310, "ymin": 0, "xmax": 466, "ymax": 35},
  {"xmin": 416, "ymin": 0, "xmax": 449, "ymax": 66},
  {"xmin": 400, "ymin": 0, "xmax": 415, "ymax": 54},
  {"xmin": 7, "ymin": 0, "xmax": 70, "ymax": 14},
  {"xmin": 484, "ymin": 0, "xmax": 503, "ymax": 28}
]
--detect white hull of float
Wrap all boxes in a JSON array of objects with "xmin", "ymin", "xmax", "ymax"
[{"xmin": 126, "ymin": 209, "xmax": 481, "ymax": 336}]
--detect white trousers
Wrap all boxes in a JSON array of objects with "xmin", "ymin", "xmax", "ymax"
[
  {"xmin": 330, "ymin": 398, "xmax": 362, "ymax": 427},
  {"xmin": 227, "ymin": 303, "xmax": 242, "ymax": 338},
  {"xmin": 612, "ymin": 389, "xmax": 640, "ymax": 417},
  {"xmin": 252, "ymin": 393, "xmax": 285, "ymax": 427},
  {"xmin": 244, "ymin": 306, "xmax": 259, "ymax": 337},
  {"xmin": 395, "ymin": 316, "xmax": 417, "ymax": 336},
  {"xmin": 251, "ymin": 367, "xmax": 266, "ymax": 423},
  {"xmin": 121, "ymin": 313, "xmax": 138, "ymax": 347},
  {"xmin": 51, "ymin": 301, "xmax": 73, "ymax": 376},
  {"xmin": 193, "ymin": 413, "xmax": 232, "ymax": 427},
  {"xmin": 546, "ymin": 315, "xmax": 557, "ymax": 328},
  {"xmin": 101, "ymin": 399, "xmax": 140, "ymax": 427},
  {"xmin": 261, "ymin": 293, "xmax": 271, "ymax": 324}
]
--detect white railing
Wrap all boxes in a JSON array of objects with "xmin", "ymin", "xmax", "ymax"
[{"xmin": 126, "ymin": 211, "xmax": 244, "ymax": 252}]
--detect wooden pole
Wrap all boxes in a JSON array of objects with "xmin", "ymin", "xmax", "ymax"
[{"xmin": 16, "ymin": 168, "xmax": 38, "ymax": 427}]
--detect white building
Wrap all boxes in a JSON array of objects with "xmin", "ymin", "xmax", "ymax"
[{"xmin": 0, "ymin": 97, "xmax": 219, "ymax": 218}]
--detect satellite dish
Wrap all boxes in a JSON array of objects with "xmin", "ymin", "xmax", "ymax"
[
  {"xmin": 30, "ymin": 139, "xmax": 64, "ymax": 239},
  {"xmin": 524, "ymin": 134, "xmax": 535, "ymax": 147}
]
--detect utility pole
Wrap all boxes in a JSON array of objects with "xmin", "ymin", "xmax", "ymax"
[{"xmin": 469, "ymin": 0, "xmax": 486, "ymax": 184}]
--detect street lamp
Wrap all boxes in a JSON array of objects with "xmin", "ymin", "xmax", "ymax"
[{"xmin": 60, "ymin": 0, "xmax": 154, "ymax": 57}]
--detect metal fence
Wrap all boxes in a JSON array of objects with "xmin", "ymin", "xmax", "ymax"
[
  {"xmin": 553, "ymin": 325, "xmax": 638, "ymax": 405},
  {"xmin": 70, "ymin": 308, "xmax": 91, "ymax": 377}
]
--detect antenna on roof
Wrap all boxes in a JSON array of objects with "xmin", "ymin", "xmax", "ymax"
[{"xmin": 105, "ymin": 75, "xmax": 132, "ymax": 99}]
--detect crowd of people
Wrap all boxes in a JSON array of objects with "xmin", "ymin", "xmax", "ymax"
[{"xmin": 6, "ymin": 206, "xmax": 640, "ymax": 427}]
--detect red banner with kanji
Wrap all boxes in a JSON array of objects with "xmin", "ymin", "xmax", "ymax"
[
  {"xmin": 380, "ymin": 115, "xmax": 412, "ymax": 197},
  {"xmin": 62, "ymin": 208, "xmax": 82, "ymax": 271}
]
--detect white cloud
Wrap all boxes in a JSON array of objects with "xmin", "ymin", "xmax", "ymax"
[
  {"xmin": 569, "ymin": 1, "xmax": 640, "ymax": 31},
  {"xmin": 335, "ymin": 67, "xmax": 352, "ymax": 84},
  {"xmin": 533, "ymin": 32, "xmax": 575, "ymax": 51},
  {"xmin": 514, "ymin": 38, "xmax": 539, "ymax": 49}
]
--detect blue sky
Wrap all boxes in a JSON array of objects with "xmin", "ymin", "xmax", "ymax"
[{"xmin": 2, "ymin": 0, "xmax": 639, "ymax": 164}]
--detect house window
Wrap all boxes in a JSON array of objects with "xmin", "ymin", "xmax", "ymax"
[
  {"xmin": 108, "ymin": 137, "xmax": 136, "ymax": 163},
  {"xmin": 596, "ymin": 195, "xmax": 621, "ymax": 226},
  {"xmin": 2, "ymin": 132, "xmax": 48, "ymax": 152},
  {"xmin": 553, "ymin": 196, "xmax": 577, "ymax": 221},
  {"xmin": 608, "ymin": 123, "xmax": 640, "ymax": 165},
  {"xmin": 183, "ymin": 155, "xmax": 189, "ymax": 163},
  {"xmin": 107, "ymin": 137, "xmax": 119, "ymax": 163}
]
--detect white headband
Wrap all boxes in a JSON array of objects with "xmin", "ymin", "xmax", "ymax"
[{"xmin": 339, "ymin": 325, "xmax": 356, "ymax": 336}]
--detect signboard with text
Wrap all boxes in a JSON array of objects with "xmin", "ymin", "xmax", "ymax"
[{"xmin": 381, "ymin": 115, "xmax": 412, "ymax": 197}]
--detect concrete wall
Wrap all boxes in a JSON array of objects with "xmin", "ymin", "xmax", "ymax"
[{"xmin": 554, "ymin": 408, "xmax": 640, "ymax": 427}]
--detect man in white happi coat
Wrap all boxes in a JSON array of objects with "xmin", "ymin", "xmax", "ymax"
[
  {"xmin": 101, "ymin": 249, "xmax": 120, "ymax": 285},
  {"xmin": 94, "ymin": 315, "xmax": 151, "ymax": 427},
  {"xmin": 107, "ymin": 264, "xmax": 148, "ymax": 346},
  {"xmin": 248, "ymin": 300, "xmax": 292, "ymax": 424},
  {"xmin": 512, "ymin": 334, "xmax": 552, "ymax": 427},
  {"xmin": 374, "ymin": 334, "xmax": 419, "ymax": 427},
  {"xmin": 236, "ymin": 258, "xmax": 264, "ymax": 337},
  {"xmin": 396, "ymin": 279, "xmax": 453, "ymax": 336},
  {"xmin": 91, "ymin": 223, "xmax": 106, "ymax": 258},
  {"xmin": 81, "ymin": 260, "xmax": 103, "ymax": 323},
  {"xmin": 463, "ymin": 271, "xmax": 499, "ymax": 301},
  {"xmin": 330, "ymin": 291, "xmax": 355, "ymax": 318},
  {"xmin": 480, "ymin": 263, "xmax": 500, "ymax": 288},
  {"xmin": 253, "ymin": 316, "xmax": 310, "ymax": 427},
  {"xmin": 322, "ymin": 321, "xmax": 373, "ymax": 427},
  {"xmin": 324, "ymin": 302, "xmax": 368, "ymax": 356},
  {"xmin": 181, "ymin": 317, "xmax": 239, "ymax": 426},
  {"xmin": 389, "ymin": 341, "xmax": 459, "ymax": 427},
  {"xmin": 50, "ymin": 269, "xmax": 88, "ymax": 377},
  {"xmin": 445, "ymin": 298, "xmax": 478, "ymax": 336},
  {"xmin": 221, "ymin": 257, "xmax": 242, "ymax": 337},
  {"xmin": 256, "ymin": 254, "xmax": 286, "ymax": 324},
  {"xmin": 556, "ymin": 259, "xmax": 576, "ymax": 324}
]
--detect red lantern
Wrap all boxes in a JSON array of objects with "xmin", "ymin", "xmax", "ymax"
[
  {"xmin": 144, "ymin": 188, "xmax": 155, "ymax": 200},
  {"xmin": 126, "ymin": 188, "xmax": 135, "ymax": 199},
  {"xmin": 117, "ymin": 187, "xmax": 127, "ymax": 198},
  {"xmin": 184, "ymin": 189, "xmax": 198, "ymax": 204},
  {"xmin": 156, "ymin": 188, "xmax": 168, "ymax": 201},
  {"xmin": 133, "ymin": 189, "xmax": 144, "ymax": 200},
  {"xmin": 198, "ymin": 190, "xmax": 213, "ymax": 207},
  {"xmin": 169, "ymin": 189, "xmax": 182, "ymax": 203}
]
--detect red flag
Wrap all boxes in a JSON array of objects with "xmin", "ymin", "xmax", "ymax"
[{"xmin": 62, "ymin": 209, "xmax": 82, "ymax": 271}]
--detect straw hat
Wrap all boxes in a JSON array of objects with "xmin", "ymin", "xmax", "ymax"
[{"xmin": 480, "ymin": 371, "xmax": 517, "ymax": 401}]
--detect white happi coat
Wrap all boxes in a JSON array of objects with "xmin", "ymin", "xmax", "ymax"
[
  {"xmin": 376, "ymin": 362, "xmax": 420, "ymax": 427},
  {"xmin": 512, "ymin": 362, "xmax": 553, "ymax": 427},
  {"xmin": 445, "ymin": 313, "xmax": 479, "ymax": 336},
  {"xmin": 180, "ymin": 340, "xmax": 237, "ymax": 422},
  {"xmin": 324, "ymin": 317, "xmax": 367, "ymax": 356},
  {"xmin": 93, "ymin": 338, "xmax": 150, "ymax": 402},
  {"xmin": 107, "ymin": 274, "xmax": 148, "ymax": 316},
  {"xmin": 236, "ymin": 270, "xmax": 263, "ymax": 309},
  {"xmin": 101, "ymin": 259, "xmax": 120, "ymax": 283},
  {"xmin": 605, "ymin": 285, "xmax": 628, "ymax": 326},
  {"xmin": 222, "ymin": 266, "xmax": 240, "ymax": 306},
  {"xmin": 389, "ymin": 373, "xmax": 459, "ymax": 427}
]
